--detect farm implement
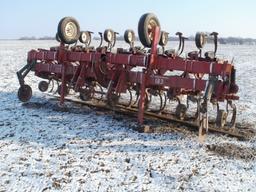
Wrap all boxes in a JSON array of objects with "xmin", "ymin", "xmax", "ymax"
[{"xmin": 17, "ymin": 13, "xmax": 250, "ymax": 141}]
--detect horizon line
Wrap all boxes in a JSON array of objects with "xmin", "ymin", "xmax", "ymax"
[{"xmin": 1, "ymin": 35, "xmax": 256, "ymax": 41}]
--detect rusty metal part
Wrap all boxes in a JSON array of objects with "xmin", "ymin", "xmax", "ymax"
[
  {"xmin": 48, "ymin": 94, "xmax": 254, "ymax": 140},
  {"xmin": 216, "ymin": 109, "xmax": 227, "ymax": 128},
  {"xmin": 226, "ymin": 101, "xmax": 237, "ymax": 129},
  {"xmin": 216, "ymin": 101, "xmax": 237, "ymax": 129}
]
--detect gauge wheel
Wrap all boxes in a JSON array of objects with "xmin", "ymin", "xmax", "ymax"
[
  {"xmin": 79, "ymin": 31, "xmax": 91, "ymax": 44},
  {"xmin": 18, "ymin": 85, "xmax": 32, "ymax": 102},
  {"xmin": 138, "ymin": 13, "xmax": 161, "ymax": 48},
  {"xmin": 159, "ymin": 31, "xmax": 169, "ymax": 46},
  {"xmin": 38, "ymin": 81, "xmax": 49, "ymax": 92},
  {"xmin": 104, "ymin": 29, "xmax": 115, "ymax": 43},
  {"xmin": 195, "ymin": 32, "xmax": 206, "ymax": 49},
  {"xmin": 124, "ymin": 29, "xmax": 136, "ymax": 44},
  {"xmin": 57, "ymin": 17, "xmax": 80, "ymax": 44}
]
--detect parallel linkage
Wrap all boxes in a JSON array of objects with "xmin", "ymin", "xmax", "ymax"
[{"xmin": 17, "ymin": 13, "xmax": 247, "ymax": 141}]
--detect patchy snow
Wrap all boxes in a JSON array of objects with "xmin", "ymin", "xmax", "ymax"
[{"xmin": 0, "ymin": 40, "xmax": 255, "ymax": 192}]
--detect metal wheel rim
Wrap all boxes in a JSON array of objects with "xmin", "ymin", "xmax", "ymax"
[
  {"xmin": 81, "ymin": 32, "xmax": 88, "ymax": 43},
  {"xmin": 107, "ymin": 31, "xmax": 113, "ymax": 42},
  {"xmin": 200, "ymin": 35, "xmax": 204, "ymax": 46},
  {"xmin": 128, "ymin": 32, "xmax": 133, "ymax": 42},
  {"xmin": 65, "ymin": 22, "xmax": 77, "ymax": 39}
]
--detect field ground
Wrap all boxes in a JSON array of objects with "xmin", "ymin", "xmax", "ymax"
[{"xmin": 0, "ymin": 40, "xmax": 255, "ymax": 191}]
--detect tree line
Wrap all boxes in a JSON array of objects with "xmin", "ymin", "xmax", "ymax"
[{"xmin": 19, "ymin": 36, "xmax": 256, "ymax": 45}]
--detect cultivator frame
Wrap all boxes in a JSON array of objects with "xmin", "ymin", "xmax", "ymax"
[{"xmin": 17, "ymin": 13, "xmax": 241, "ymax": 141}]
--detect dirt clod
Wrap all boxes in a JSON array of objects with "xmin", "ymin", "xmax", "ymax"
[{"xmin": 206, "ymin": 143, "xmax": 256, "ymax": 161}]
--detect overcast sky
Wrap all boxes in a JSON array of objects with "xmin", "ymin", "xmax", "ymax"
[{"xmin": 1, "ymin": 0, "xmax": 256, "ymax": 39}]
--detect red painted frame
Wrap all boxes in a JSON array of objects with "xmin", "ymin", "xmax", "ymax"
[{"xmin": 26, "ymin": 27, "xmax": 238, "ymax": 124}]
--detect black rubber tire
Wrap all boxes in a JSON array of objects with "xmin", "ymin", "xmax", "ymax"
[
  {"xmin": 55, "ymin": 33, "xmax": 61, "ymax": 42},
  {"xmin": 195, "ymin": 32, "xmax": 206, "ymax": 49},
  {"xmin": 38, "ymin": 81, "xmax": 48, "ymax": 92},
  {"xmin": 138, "ymin": 13, "xmax": 161, "ymax": 48},
  {"xmin": 79, "ymin": 31, "xmax": 91, "ymax": 44},
  {"xmin": 18, "ymin": 85, "xmax": 32, "ymax": 103},
  {"xmin": 159, "ymin": 31, "xmax": 169, "ymax": 46},
  {"xmin": 57, "ymin": 17, "xmax": 80, "ymax": 44},
  {"xmin": 124, "ymin": 29, "xmax": 135, "ymax": 44},
  {"xmin": 104, "ymin": 29, "xmax": 115, "ymax": 43}
]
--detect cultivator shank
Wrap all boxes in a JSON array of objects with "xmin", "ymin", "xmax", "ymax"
[{"xmin": 17, "ymin": 13, "xmax": 241, "ymax": 140}]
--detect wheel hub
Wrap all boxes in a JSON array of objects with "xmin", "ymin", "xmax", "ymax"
[{"xmin": 65, "ymin": 22, "xmax": 77, "ymax": 38}]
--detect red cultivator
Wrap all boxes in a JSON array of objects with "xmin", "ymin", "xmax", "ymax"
[{"xmin": 17, "ymin": 13, "xmax": 241, "ymax": 140}]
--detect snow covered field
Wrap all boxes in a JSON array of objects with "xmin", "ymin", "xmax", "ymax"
[{"xmin": 0, "ymin": 40, "xmax": 255, "ymax": 192}]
